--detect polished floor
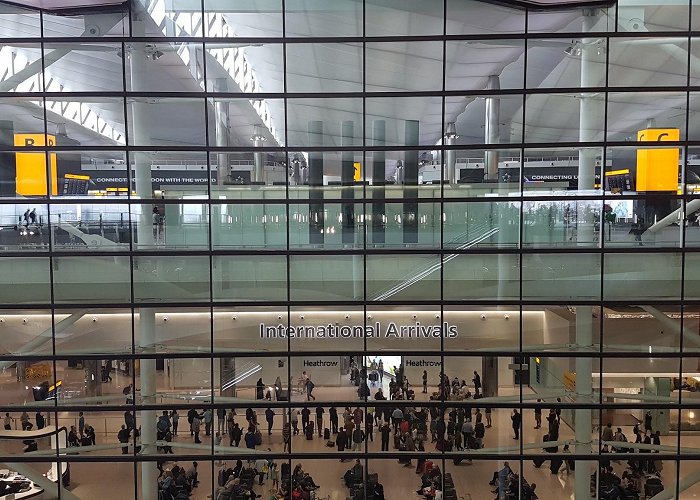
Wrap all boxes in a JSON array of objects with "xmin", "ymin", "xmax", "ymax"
[{"xmin": 0, "ymin": 367, "xmax": 695, "ymax": 499}]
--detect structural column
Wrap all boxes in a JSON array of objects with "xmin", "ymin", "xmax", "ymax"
[
  {"xmin": 132, "ymin": 13, "xmax": 158, "ymax": 500},
  {"xmin": 444, "ymin": 122, "xmax": 457, "ymax": 185},
  {"xmin": 213, "ymin": 79, "xmax": 230, "ymax": 186},
  {"xmin": 575, "ymin": 306, "xmax": 593, "ymax": 500},
  {"xmin": 372, "ymin": 121, "xmax": 386, "ymax": 244},
  {"xmin": 578, "ymin": 8, "xmax": 603, "ymax": 245},
  {"xmin": 574, "ymin": 11, "xmax": 601, "ymax": 498},
  {"xmin": 139, "ymin": 308, "xmax": 157, "ymax": 500},
  {"xmin": 308, "ymin": 121, "xmax": 324, "ymax": 245},
  {"xmin": 341, "ymin": 121, "xmax": 356, "ymax": 245},
  {"xmin": 84, "ymin": 360, "xmax": 102, "ymax": 398},
  {"xmin": 403, "ymin": 120, "xmax": 419, "ymax": 244},
  {"xmin": 484, "ymin": 75, "xmax": 500, "ymax": 182},
  {"xmin": 130, "ymin": 16, "xmax": 154, "ymax": 249},
  {"xmin": 252, "ymin": 125, "xmax": 265, "ymax": 183},
  {"xmin": 481, "ymin": 356, "xmax": 499, "ymax": 398}
]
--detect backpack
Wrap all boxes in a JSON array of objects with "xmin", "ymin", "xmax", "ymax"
[
  {"xmin": 308, "ymin": 381, "xmax": 315, "ymax": 390},
  {"xmin": 157, "ymin": 419, "xmax": 168, "ymax": 433},
  {"xmin": 255, "ymin": 430, "xmax": 263, "ymax": 445}
]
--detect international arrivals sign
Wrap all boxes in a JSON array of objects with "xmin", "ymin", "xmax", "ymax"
[{"xmin": 259, "ymin": 322, "xmax": 458, "ymax": 340}]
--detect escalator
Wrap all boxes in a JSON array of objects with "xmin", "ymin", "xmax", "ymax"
[{"xmin": 371, "ymin": 222, "xmax": 500, "ymax": 301}]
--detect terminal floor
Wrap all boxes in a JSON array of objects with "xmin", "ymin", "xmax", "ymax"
[{"xmin": 0, "ymin": 370, "xmax": 696, "ymax": 499}]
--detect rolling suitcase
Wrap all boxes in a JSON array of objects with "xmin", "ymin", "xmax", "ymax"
[
  {"xmin": 324, "ymin": 428, "xmax": 330, "ymax": 440},
  {"xmin": 306, "ymin": 422, "xmax": 314, "ymax": 440}
]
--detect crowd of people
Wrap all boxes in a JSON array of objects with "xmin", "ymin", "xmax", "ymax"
[{"xmin": 0, "ymin": 363, "xmax": 674, "ymax": 500}]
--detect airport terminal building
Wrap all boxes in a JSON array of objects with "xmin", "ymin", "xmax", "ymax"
[{"xmin": 0, "ymin": 0, "xmax": 699, "ymax": 499}]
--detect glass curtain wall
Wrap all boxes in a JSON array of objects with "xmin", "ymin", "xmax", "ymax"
[{"xmin": 0, "ymin": 0, "xmax": 697, "ymax": 499}]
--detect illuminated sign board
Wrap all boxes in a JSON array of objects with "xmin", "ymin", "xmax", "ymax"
[
  {"xmin": 260, "ymin": 321, "xmax": 458, "ymax": 339},
  {"xmin": 14, "ymin": 133, "xmax": 58, "ymax": 196}
]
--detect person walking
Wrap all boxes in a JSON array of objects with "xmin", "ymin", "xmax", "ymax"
[
  {"xmin": 422, "ymin": 370, "xmax": 428, "ymax": 394},
  {"xmin": 265, "ymin": 408, "xmax": 275, "ymax": 436},
  {"xmin": 306, "ymin": 378, "xmax": 316, "ymax": 401},
  {"xmin": 3, "ymin": 413, "xmax": 13, "ymax": 430},
  {"xmin": 511, "ymin": 409, "xmax": 521, "ymax": 440}
]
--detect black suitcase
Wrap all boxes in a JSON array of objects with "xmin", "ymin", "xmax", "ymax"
[
  {"xmin": 324, "ymin": 428, "xmax": 330, "ymax": 440},
  {"xmin": 306, "ymin": 422, "xmax": 314, "ymax": 440}
]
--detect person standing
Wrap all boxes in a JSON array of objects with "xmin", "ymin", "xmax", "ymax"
[
  {"xmin": 511, "ymin": 409, "xmax": 521, "ymax": 440},
  {"xmin": 170, "ymin": 409, "xmax": 179, "ymax": 435},
  {"xmin": 282, "ymin": 422, "xmax": 291, "ymax": 452},
  {"xmin": 187, "ymin": 408, "xmax": 198, "ymax": 436},
  {"xmin": 230, "ymin": 423, "xmax": 242, "ymax": 447},
  {"xmin": 244, "ymin": 427, "xmax": 256, "ymax": 450},
  {"xmin": 192, "ymin": 414, "xmax": 202, "ymax": 444},
  {"xmin": 337, "ymin": 427, "xmax": 348, "ymax": 460},
  {"xmin": 345, "ymin": 419, "xmax": 355, "ymax": 449},
  {"xmin": 256, "ymin": 378, "xmax": 265, "ymax": 400},
  {"xmin": 118, "ymin": 424, "xmax": 130, "ymax": 454},
  {"xmin": 265, "ymin": 408, "xmax": 275, "ymax": 436},
  {"xmin": 291, "ymin": 409, "xmax": 299, "ymax": 435},
  {"xmin": 124, "ymin": 410, "xmax": 135, "ymax": 431},
  {"xmin": 422, "ymin": 370, "xmax": 428, "ymax": 394},
  {"xmin": 352, "ymin": 426, "xmax": 365, "ymax": 451},
  {"xmin": 365, "ymin": 413, "xmax": 374, "ymax": 442},
  {"xmin": 78, "ymin": 412, "xmax": 85, "ymax": 437},
  {"xmin": 644, "ymin": 410, "xmax": 653, "ymax": 433},
  {"xmin": 474, "ymin": 415, "xmax": 485, "ymax": 449},
  {"xmin": 301, "ymin": 407, "xmax": 310, "ymax": 434},
  {"xmin": 315, "ymin": 406, "xmax": 324, "ymax": 437},
  {"xmin": 485, "ymin": 406, "xmax": 492, "ymax": 428},
  {"xmin": 329, "ymin": 406, "xmax": 339, "ymax": 434},
  {"xmin": 472, "ymin": 371, "xmax": 481, "ymax": 397},
  {"xmin": 217, "ymin": 408, "xmax": 226, "ymax": 435},
  {"xmin": 35, "ymin": 411, "xmax": 45, "ymax": 430},
  {"xmin": 203, "ymin": 408, "xmax": 213, "ymax": 436},
  {"xmin": 534, "ymin": 399, "xmax": 542, "ymax": 429},
  {"xmin": 380, "ymin": 422, "xmax": 390, "ymax": 451},
  {"xmin": 20, "ymin": 411, "xmax": 30, "ymax": 431}
]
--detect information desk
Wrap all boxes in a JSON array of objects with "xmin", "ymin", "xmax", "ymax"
[
  {"xmin": 0, "ymin": 470, "xmax": 43, "ymax": 499},
  {"xmin": 0, "ymin": 426, "xmax": 69, "ymax": 490}
]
